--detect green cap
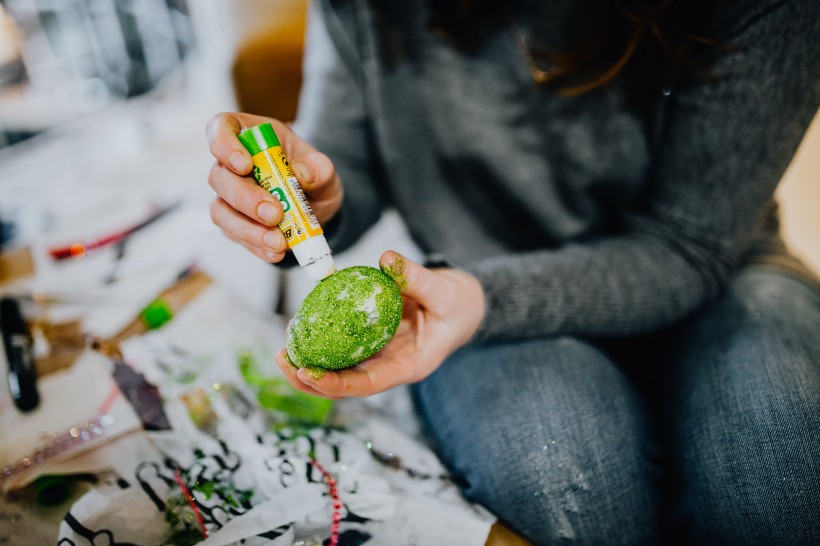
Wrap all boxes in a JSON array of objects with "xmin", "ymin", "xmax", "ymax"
[
  {"xmin": 141, "ymin": 298, "xmax": 173, "ymax": 330},
  {"xmin": 237, "ymin": 123, "xmax": 281, "ymax": 156}
]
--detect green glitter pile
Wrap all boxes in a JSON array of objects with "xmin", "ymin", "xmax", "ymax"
[
  {"xmin": 287, "ymin": 266, "xmax": 403, "ymax": 370},
  {"xmin": 238, "ymin": 349, "xmax": 334, "ymax": 426}
]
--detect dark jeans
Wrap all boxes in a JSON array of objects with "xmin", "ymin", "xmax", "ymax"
[{"xmin": 412, "ymin": 267, "xmax": 820, "ymax": 545}]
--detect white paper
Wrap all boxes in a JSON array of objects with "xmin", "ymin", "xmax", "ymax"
[{"xmin": 54, "ymin": 284, "xmax": 493, "ymax": 546}]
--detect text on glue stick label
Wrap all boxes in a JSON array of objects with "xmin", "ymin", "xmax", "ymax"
[{"xmin": 251, "ymin": 147, "xmax": 323, "ymax": 247}]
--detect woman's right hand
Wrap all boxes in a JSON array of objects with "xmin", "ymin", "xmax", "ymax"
[{"xmin": 205, "ymin": 112, "xmax": 343, "ymax": 263}]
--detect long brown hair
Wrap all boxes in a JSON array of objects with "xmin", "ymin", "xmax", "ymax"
[{"xmin": 425, "ymin": 0, "xmax": 727, "ymax": 101}]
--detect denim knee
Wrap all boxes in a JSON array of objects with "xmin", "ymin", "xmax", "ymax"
[
  {"xmin": 414, "ymin": 337, "xmax": 662, "ymax": 545},
  {"xmin": 666, "ymin": 392, "xmax": 820, "ymax": 545},
  {"xmin": 663, "ymin": 269, "xmax": 820, "ymax": 545}
]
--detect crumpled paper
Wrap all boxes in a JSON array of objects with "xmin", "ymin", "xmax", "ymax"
[{"xmin": 56, "ymin": 284, "xmax": 495, "ymax": 545}]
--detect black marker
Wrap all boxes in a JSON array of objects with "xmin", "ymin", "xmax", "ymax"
[{"xmin": 1, "ymin": 297, "xmax": 40, "ymax": 412}]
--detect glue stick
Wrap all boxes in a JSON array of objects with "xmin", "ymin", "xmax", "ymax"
[{"xmin": 238, "ymin": 123, "xmax": 336, "ymax": 281}]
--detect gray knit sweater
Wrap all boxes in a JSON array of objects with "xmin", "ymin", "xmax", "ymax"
[{"xmin": 294, "ymin": 0, "xmax": 820, "ymax": 342}]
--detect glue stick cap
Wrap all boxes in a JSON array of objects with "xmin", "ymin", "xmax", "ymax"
[
  {"xmin": 293, "ymin": 235, "xmax": 337, "ymax": 281},
  {"xmin": 238, "ymin": 123, "xmax": 281, "ymax": 156}
]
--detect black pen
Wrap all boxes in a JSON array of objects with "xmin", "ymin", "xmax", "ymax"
[{"xmin": 1, "ymin": 297, "xmax": 40, "ymax": 412}]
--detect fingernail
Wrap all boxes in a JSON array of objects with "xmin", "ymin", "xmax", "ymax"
[
  {"xmin": 299, "ymin": 367, "xmax": 327, "ymax": 381},
  {"xmin": 381, "ymin": 253, "xmax": 408, "ymax": 290},
  {"xmin": 281, "ymin": 348, "xmax": 302, "ymax": 369},
  {"xmin": 263, "ymin": 230, "xmax": 282, "ymax": 250},
  {"xmin": 257, "ymin": 202, "xmax": 277, "ymax": 224},
  {"xmin": 292, "ymin": 162, "xmax": 310, "ymax": 183},
  {"xmin": 229, "ymin": 151, "xmax": 249, "ymax": 172}
]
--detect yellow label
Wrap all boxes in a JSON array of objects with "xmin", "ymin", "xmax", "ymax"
[{"xmin": 251, "ymin": 147, "xmax": 323, "ymax": 247}]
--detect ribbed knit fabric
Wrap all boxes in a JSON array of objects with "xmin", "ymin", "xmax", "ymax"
[{"xmin": 293, "ymin": 0, "xmax": 820, "ymax": 342}]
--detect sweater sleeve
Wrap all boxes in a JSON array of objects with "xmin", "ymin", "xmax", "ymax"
[
  {"xmin": 290, "ymin": 0, "xmax": 386, "ymax": 253},
  {"xmin": 466, "ymin": 0, "xmax": 820, "ymax": 341}
]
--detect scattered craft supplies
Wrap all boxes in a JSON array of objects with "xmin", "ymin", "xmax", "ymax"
[{"xmin": 48, "ymin": 201, "xmax": 182, "ymax": 261}]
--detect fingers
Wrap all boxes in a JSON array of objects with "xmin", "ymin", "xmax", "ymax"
[
  {"xmin": 206, "ymin": 113, "xmax": 290, "ymax": 256},
  {"xmin": 275, "ymin": 349, "xmax": 341, "ymax": 399},
  {"xmin": 290, "ymin": 151, "xmax": 330, "ymax": 188},
  {"xmin": 206, "ymin": 112, "xmax": 320, "ymax": 178},
  {"xmin": 290, "ymin": 152, "xmax": 341, "ymax": 201},
  {"xmin": 206, "ymin": 111, "xmax": 343, "ymax": 241},
  {"xmin": 288, "ymin": 151, "xmax": 343, "ymax": 225},
  {"xmin": 380, "ymin": 251, "xmax": 435, "ymax": 302},
  {"xmin": 205, "ymin": 112, "xmax": 288, "ymax": 175},
  {"xmin": 292, "ymin": 356, "xmax": 410, "ymax": 398},
  {"xmin": 210, "ymin": 196, "xmax": 288, "ymax": 261},
  {"xmin": 208, "ymin": 162, "xmax": 283, "ymax": 226},
  {"xmin": 276, "ymin": 345, "xmax": 402, "ymax": 398},
  {"xmin": 234, "ymin": 238, "xmax": 286, "ymax": 264},
  {"xmin": 295, "ymin": 367, "xmax": 373, "ymax": 398},
  {"xmin": 205, "ymin": 113, "xmax": 250, "ymax": 174}
]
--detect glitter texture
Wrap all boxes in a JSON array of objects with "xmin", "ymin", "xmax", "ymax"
[
  {"xmin": 380, "ymin": 254, "xmax": 408, "ymax": 290},
  {"xmin": 303, "ymin": 367, "xmax": 328, "ymax": 380},
  {"xmin": 287, "ymin": 266, "xmax": 403, "ymax": 370}
]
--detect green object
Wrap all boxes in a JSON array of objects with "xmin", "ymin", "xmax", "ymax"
[
  {"xmin": 141, "ymin": 298, "xmax": 173, "ymax": 329},
  {"xmin": 34, "ymin": 475, "xmax": 71, "ymax": 506},
  {"xmin": 287, "ymin": 266, "xmax": 403, "ymax": 370},
  {"xmin": 238, "ymin": 350, "xmax": 333, "ymax": 426},
  {"xmin": 238, "ymin": 123, "xmax": 281, "ymax": 156},
  {"xmin": 162, "ymin": 493, "xmax": 211, "ymax": 546}
]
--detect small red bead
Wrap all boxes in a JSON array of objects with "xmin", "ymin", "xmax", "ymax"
[{"xmin": 312, "ymin": 457, "xmax": 344, "ymax": 544}]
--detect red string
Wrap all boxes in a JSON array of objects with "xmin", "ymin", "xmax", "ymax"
[
  {"xmin": 174, "ymin": 467, "xmax": 208, "ymax": 539},
  {"xmin": 311, "ymin": 458, "xmax": 341, "ymax": 546},
  {"xmin": 174, "ymin": 460, "xmax": 336, "ymax": 543}
]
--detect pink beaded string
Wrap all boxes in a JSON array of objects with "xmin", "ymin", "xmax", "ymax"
[
  {"xmin": 310, "ymin": 458, "xmax": 341, "ymax": 545},
  {"xmin": 0, "ymin": 413, "xmax": 115, "ymax": 488},
  {"xmin": 1, "ymin": 387, "xmax": 120, "ymax": 488}
]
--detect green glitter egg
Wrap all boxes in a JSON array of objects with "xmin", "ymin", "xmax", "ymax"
[{"xmin": 287, "ymin": 266, "xmax": 403, "ymax": 370}]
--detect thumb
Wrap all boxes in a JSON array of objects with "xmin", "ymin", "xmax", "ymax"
[
  {"xmin": 290, "ymin": 151, "xmax": 338, "ymax": 198},
  {"xmin": 380, "ymin": 251, "xmax": 437, "ymax": 304}
]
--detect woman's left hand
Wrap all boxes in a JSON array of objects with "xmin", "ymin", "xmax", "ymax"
[{"xmin": 275, "ymin": 251, "xmax": 485, "ymax": 398}]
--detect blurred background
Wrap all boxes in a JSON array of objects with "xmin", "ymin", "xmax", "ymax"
[
  {"xmin": 0, "ymin": 0, "xmax": 308, "ymax": 143},
  {"xmin": 0, "ymin": 0, "xmax": 318, "ymax": 316},
  {"xmin": 1, "ymin": 0, "xmax": 201, "ymax": 145}
]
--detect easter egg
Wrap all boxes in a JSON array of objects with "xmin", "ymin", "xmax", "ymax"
[{"xmin": 287, "ymin": 266, "xmax": 403, "ymax": 370}]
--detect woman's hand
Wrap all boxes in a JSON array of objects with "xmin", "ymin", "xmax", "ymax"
[
  {"xmin": 205, "ymin": 112, "xmax": 343, "ymax": 263},
  {"xmin": 275, "ymin": 251, "xmax": 486, "ymax": 398}
]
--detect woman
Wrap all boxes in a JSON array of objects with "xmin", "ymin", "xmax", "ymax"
[{"xmin": 206, "ymin": 0, "xmax": 820, "ymax": 543}]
